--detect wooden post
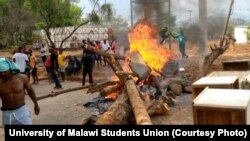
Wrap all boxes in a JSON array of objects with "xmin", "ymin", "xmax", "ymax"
[{"xmin": 125, "ymin": 79, "xmax": 152, "ymax": 125}]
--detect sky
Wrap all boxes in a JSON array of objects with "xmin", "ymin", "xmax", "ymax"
[
  {"xmin": 79, "ymin": 0, "xmax": 130, "ymax": 19},
  {"xmin": 78, "ymin": 0, "xmax": 250, "ymax": 26}
]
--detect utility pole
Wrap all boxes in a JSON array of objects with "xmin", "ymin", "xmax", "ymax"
[
  {"xmin": 130, "ymin": 0, "xmax": 134, "ymax": 27},
  {"xmin": 199, "ymin": 0, "xmax": 207, "ymax": 70},
  {"xmin": 168, "ymin": 0, "xmax": 171, "ymax": 50},
  {"xmin": 187, "ymin": 10, "xmax": 192, "ymax": 24}
]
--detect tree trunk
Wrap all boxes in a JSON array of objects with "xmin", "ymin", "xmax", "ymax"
[{"xmin": 201, "ymin": 37, "xmax": 235, "ymax": 76}]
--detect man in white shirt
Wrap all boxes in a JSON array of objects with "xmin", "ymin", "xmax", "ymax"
[
  {"xmin": 40, "ymin": 44, "xmax": 47, "ymax": 64},
  {"xmin": 101, "ymin": 40, "xmax": 110, "ymax": 66},
  {"xmin": 12, "ymin": 47, "xmax": 29, "ymax": 73},
  {"xmin": 101, "ymin": 39, "xmax": 110, "ymax": 52}
]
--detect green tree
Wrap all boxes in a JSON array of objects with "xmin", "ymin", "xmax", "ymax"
[{"xmin": 0, "ymin": 0, "xmax": 34, "ymax": 48}]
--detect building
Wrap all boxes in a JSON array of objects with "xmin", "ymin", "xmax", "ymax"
[
  {"xmin": 33, "ymin": 25, "xmax": 109, "ymax": 48},
  {"xmin": 234, "ymin": 26, "xmax": 250, "ymax": 44}
]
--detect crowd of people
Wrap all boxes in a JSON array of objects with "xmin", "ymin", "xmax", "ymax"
[{"xmin": 0, "ymin": 38, "xmax": 120, "ymax": 125}]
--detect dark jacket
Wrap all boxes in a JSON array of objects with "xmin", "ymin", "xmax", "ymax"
[
  {"xmin": 81, "ymin": 54, "xmax": 94, "ymax": 71},
  {"xmin": 50, "ymin": 52, "xmax": 59, "ymax": 70}
]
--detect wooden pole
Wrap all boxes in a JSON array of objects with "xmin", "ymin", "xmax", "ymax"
[
  {"xmin": 36, "ymin": 84, "xmax": 96, "ymax": 101},
  {"xmin": 125, "ymin": 79, "xmax": 152, "ymax": 125}
]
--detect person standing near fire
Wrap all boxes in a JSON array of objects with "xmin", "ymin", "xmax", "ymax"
[
  {"xmin": 81, "ymin": 50, "xmax": 95, "ymax": 86},
  {"xmin": 172, "ymin": 29, "xmax": 188, "ymax": 58},
  {"xmin": 0, "ymin": 58, "xmax": 40, "ymax": 125}
]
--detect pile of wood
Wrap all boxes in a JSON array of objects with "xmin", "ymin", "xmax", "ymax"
[{"xmin": 81, "ymin": 46, "xmax": 192, "ymax": 125}]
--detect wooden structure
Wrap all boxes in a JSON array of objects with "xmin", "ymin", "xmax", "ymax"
[
  {"xmin": 222, "ymin": 59, "xmax": 250, "ymax": 71},
  {"xmin": 193, "ymin": 88, "xmax": 250, "ymax": 125},
  {"xmin": 207, "ymin": 71, "xmax": 250, "ymax": 89},
  {"xmin": 191, "ymin": 76, "xmax": 239, "ymax": 99}
]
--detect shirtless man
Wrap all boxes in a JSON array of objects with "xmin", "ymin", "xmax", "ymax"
[{"xmin": 0, "ymin": 58, "xmax": 40, "ymax": 125}]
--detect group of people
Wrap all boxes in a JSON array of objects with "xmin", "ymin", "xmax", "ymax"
[
  {"xmin": 0, "ymin": 27, "xmax": 184, "ymax": 126},
  {"xmin": 12, "ymin": 47, "xmax": 39, "ymax": 84}
]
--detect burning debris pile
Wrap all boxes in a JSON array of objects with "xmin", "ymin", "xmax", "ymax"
[{"xmin": 81, "ymin": 18, "xmax": 192, "ymax": 125}]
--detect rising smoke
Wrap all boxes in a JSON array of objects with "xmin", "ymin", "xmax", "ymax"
[
  {"xmin": 130, "ymin": 0, "xmax": 241, "ymax": 44},
  {"xmin": 132, "ymin": 0, "xmax": 170, "ymax": 28}
]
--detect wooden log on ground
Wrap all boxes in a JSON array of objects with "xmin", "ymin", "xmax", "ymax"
[
  {"xmin": 147, "ymin": 101, "xmax": 170, "ymax": 116},
  {"xmin": 95, "ymin": 91, "xmax": 132, "ymax": 125},
  {"xmin": 125, "ymin": 79, "xmax": 152, "ymax": 125},
  {"xmin": 169, "ymin": 83, "xmax": 183, "ymax": 96},
  {"xmin": 100, "ymin": 84, "xmax": 122, "ymax": 97},
  {"xmin": 36, "ymin": 83, "xmax": 96, "ymax": 101},
  {"xmin": 87, "ymin": 81, "xmax": 120, "ymax": 94}
]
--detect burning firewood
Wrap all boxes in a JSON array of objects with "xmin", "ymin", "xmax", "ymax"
[
  {"xmin": 95, "ymin": 91, "xmax": 132, "ymax": 125},
  {"xmin": 80, "ymin": 17, "xmax": 193, "ymax": 125},
  {"xmin": 127, "ymin": 51, "xmax": 152, "ymax": 80},
  {"xmin": 87, "ymin": 81, "xmax": 120, "ymax": 94},
  {"xmin": 100, "ymin": 84, "xmax": 122, "ymax": 97}
]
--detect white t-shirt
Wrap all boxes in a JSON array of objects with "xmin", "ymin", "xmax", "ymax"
[
  {"xmin": 40, "ymin": 47, "xmax": 46, "ymax": 56},
  {"xmin": 101, "ymin": 43, "xmax": 110, "ymax": 52},
  {"xmin": 12, "ymin": 53, "xmax": 29, "ymax": 73}
]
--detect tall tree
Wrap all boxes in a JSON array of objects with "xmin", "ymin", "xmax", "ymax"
[{"xmin": 0, "ymin": 0, "xmax": 34, "ymax": 48}]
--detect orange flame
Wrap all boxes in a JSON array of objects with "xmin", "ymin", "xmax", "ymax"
[{"xmin": 128, "ymin": 18, "xmax": 174, "ymax": 72}]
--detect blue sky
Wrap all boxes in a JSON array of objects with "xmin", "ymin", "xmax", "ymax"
[{"xmin": 78, "ymin": 0, "xmax": 250, "ymax": 25}]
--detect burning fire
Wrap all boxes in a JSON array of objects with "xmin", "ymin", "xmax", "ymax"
[{"xmin": 128, "ymin": 18, "xmax": 174, "ymax": 72}]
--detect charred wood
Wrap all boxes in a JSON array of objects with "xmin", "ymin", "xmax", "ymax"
[{"xmin": 95, "ymin": 91, "xmax": 132, "ymax": 125}]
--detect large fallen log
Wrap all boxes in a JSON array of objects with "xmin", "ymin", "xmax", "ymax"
[
  {"xmin": 36, "ymin": 83, "xmax": 96, "ymax": 101},
  {"xmin": 125, "ymin": 79, "xmax": 152, "ymax": 125},
  {"xmin": 95, "ymin": 91, "xmax": 132, "ymax": 125}
]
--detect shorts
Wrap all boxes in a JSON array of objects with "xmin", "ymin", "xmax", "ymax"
[{"xmin": 2, "ymin": 105, "xmax": 32, "ymax": 125}]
